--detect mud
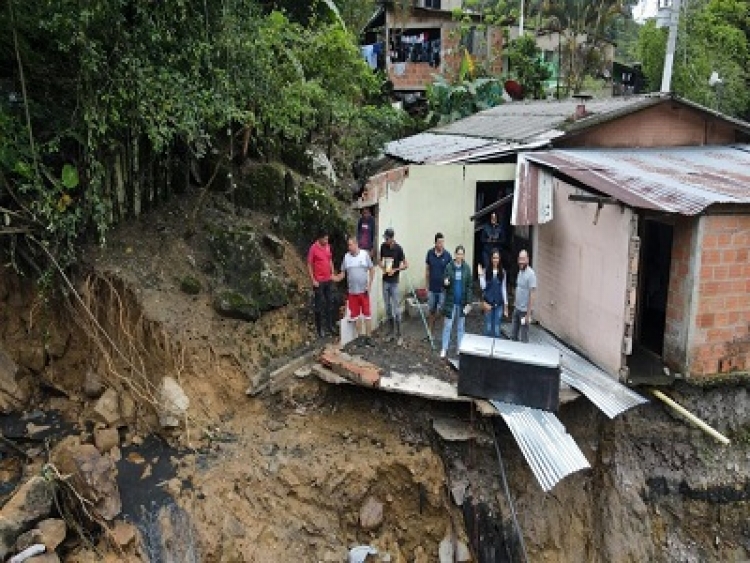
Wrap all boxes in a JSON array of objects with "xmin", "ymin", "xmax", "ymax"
[{"xmin": 3, "ymin": 192, "xmax": 750, "ymax": 561}]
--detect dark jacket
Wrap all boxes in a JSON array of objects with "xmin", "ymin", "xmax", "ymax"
[
  {"xmin": 442, "ymin": 261, "xmax": 472, "ymax": 318},
  {"xmin": 482, "ymin": 269, "xmax": 506, "ymax": 307}
]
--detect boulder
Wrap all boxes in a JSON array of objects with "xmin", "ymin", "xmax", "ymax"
[
  {"xmin": 83, "ymin": 368, "xmax": 105, "ymax": 399},
  {"xmin": 208, "ymin": 228, "xmax": 289, "ymax": 319},
  {"xmin": 36, "ymin": 519, "xmax": 66, "ymax": 551},
  {"xmin": 15, "ymin": 343, "xmax": 46, "ymax": 374},
  {"xmin": 51, "ymin": 437, "xmax": 121, "ymax": 521},
  {"xmin": 119, "ymin": 392, "xmax": 136, "ymax": 424},
  {"xmin": 0, "ymin": 477, "xmax": 54, "ymax": 559},
  {"xmin": 0, "ymin": 347, "xmax": 28, "ymax": 413},
  {"xmin": 15, "ymin": 528, "xmax": 43, "ymax": 551},
  {"xmin": 93, "ymin": 389, "xmax": 122, "ymax": 427},
  {"xmin": 93, "ymin": 428, "xmax": 120, "ymax": 453},
  {"xmin": 44, "ymin": 327, "xmax": 70, "ymax": 359},
  {"xmin": 359, "ymin": 496, "xmax": 384, "ymax": 531},
  {"xmin": 158, "ymin": 377, "xmax": 189, "ymax": 428},
  {"xmin": 179, "ymin": 276, "xmax": 202, "ymax": 295},
  {"xmin": 213, "ymin": 291, "xmax": 260, "ymax": 322},
  {"xmin": 262, "ymin": 234, "xmax": 285, "ymax": 260},
  {"xmin": 109, "ymin": 521, "xmax": 137, "ymax": 547}
]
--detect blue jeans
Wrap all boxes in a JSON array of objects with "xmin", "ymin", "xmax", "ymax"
[
  {"xmin": 428, "ymin": 290, "xmax": 445, "ymax": 313},
  {"xmin": 442, "ymin": 305, "xmax": 465, "ymax": 352},
  {"xmin": 484, "ymin": 306, "xmax": 503, "ymax": 338},
  {"xmin": 382, "ymin": 281, "xmax": 401, "ymax": 322},
  {"xmin": 511, "ymin": 308, "xmax": 529, "ymax": 342}
]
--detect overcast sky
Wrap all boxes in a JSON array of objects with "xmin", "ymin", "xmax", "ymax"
[{"xmin": 634, "ymin": 0, "xmax": 658, "ymax": 22}]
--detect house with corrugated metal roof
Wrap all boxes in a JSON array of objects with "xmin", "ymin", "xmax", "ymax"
[{"xmin": 358, "ymin": 93, "xmax": 750, "ymax": 383}]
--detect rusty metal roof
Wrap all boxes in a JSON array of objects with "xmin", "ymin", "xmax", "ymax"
[
  {"xmin": 433, "ymin": 96, "xmax": 667, "ymax": 142},
  {"xmin": 524, "ymin": 145, "xmax": 750, "ymax": 215}
]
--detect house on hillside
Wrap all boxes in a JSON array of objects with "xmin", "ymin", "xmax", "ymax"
[
  {"xmin": 360, "ymin": 1, "xmax": 503, "ymax": 98},
  {"xmin": 504, "ymin": 28, "xmax": 617, "ymax": 99},
  {"xmin": 357, "ymin": 93, "xmax": 750, "ymax": 382}
]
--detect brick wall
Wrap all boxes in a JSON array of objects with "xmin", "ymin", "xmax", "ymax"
[
  {"xmin": 559, "ymin": 103, "xmax": 739, "ymax": 149},
  {"xmin": 385, "ymin": 18, "xmax": 502, "ymax": 91},
  {"xmin": 688, "ymin": 214, "xmax": 750, "ymax": 378},
  {"xmin": 663, "ymin": 217, "xmax": 697, "ymax": 371}
]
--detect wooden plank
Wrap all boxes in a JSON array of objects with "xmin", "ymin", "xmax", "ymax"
[{"xmin": 311, "ymin": 364, "xmax": 350, "ymax": 385}]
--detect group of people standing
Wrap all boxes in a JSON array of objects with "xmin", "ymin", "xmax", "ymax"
[
  {"xmin": 424, "ymin": 231, "xmax": 536, "ymax": 359},
  {"xmin": 306, "ymin": 219, "xmax": 407, "ymax": 345},
  {"xmin": 306, "ymin": 207, "xmax": 537, "ymax": 359}
]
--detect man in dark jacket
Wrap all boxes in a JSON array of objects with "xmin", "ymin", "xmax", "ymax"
[
  {"xmin": 357, "ymin": 207, "xmax": 376, "ymax": 258},
  {"xmin": 480, "ymin": 212, "xmax": 503, "ymax": 268},
  {"xmin": 440, "ymin": 245, "xmax": 472, "ymax": 359}
]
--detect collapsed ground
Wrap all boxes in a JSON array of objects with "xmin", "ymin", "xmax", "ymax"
[{"xmin": 2, "ymin": 188, "xmax": 750, "ymax": 562}]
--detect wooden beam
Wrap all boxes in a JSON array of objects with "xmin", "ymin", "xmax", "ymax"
[
  {"xmin": 470, "ymin": 193, "xmax": 513, "ymax": 222},
  {"xmin": 568, "ymin": 194, "xmax": 619, "ymax": 205}
]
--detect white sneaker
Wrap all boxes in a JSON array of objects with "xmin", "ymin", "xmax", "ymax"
[{"xmin": 440, "ymin": 349, "xmax": 446, "ymax": 359}]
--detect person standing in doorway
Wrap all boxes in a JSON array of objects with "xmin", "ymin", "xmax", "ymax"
[
  {"xmin": 481, "ymin": 212, "xmax": 503, "ymax": 268},
  {"xmin": 379, "ymin": 228, "xmax": 408, "ymax": 343},
  {"xmin": 307, "ymin": 230, "xmax": 336, "ymax": 338},
  {"xmin": 478, "ymin": 250, "xmax": 508, "ymax": 338},
  {"xmin": 440, "ymin": 245, "xmax": 472, "ymax": 359},
  {"xmin": 511, "ymin": 249, "xmax": 537, "ymax": 343},
  {"xmin": 334, "ymin": 236, "xmax": 375, "ymax": 343},
  {"xmin": 425, "ymin": 233, "xmax": 451, "ymax": 341},
  {"xmin": 357, "ymin": 206, "xmax": 376, "ymax": 259}
]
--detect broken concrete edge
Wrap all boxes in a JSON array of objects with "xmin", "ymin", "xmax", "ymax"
[
  {"xmin": 245, "ymin": 342, "xmax": 322, "ymax": 396},
  {"xmin": 312, "ymin": 362, "xmax": 500, "ymax": 417},
  {"xmin": 317, "ymin": 345, "xmax": 382, "ymax": 388}
]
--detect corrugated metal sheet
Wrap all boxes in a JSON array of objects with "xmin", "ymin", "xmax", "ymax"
[
  {"xmin": 491, "ymin": 400, "xmax": 590, "ymax": 492},
  {"xmin": 432, "ymin": 96, "xmax": 665, "ymax": 142},
  {"xmin": 384, "ymin": 133, "xmax": 504, "ymax": 164},
  {"xmin": 518, "ymin": 326, "xmax": 648, "ymax": 418},
  {"xmin": 524, "ymin": 145, "xmax": 750, "ymax": 215}
]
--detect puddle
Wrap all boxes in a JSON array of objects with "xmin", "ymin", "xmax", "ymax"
[
  {"xmin": 116, "ymin": 434, "xmax": 180, "ymax": 521},
  {"xmin": 0, "ymin": 409, "xmax": 76, "ymax": 442}
]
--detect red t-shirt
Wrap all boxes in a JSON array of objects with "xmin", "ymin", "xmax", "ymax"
[{"xmin": 307, "ymin": 242, "xmax": 332, "ymax": 282}]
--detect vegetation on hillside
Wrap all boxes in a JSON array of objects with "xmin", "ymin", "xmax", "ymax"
[
  {"xmin": 0, "ymin": 0, "xmax": 403, "ymax": 278},
  {"xmin": 637, "ymin": 0, "xmax": 750, "ymax": 119}
]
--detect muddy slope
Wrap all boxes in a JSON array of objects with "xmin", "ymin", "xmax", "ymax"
[{"xmin": 3, "ymin": 190, "xmax": 750, "ymax": 561}]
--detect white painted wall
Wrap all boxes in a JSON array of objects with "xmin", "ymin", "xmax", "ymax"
[
  {"xmin": 373, "ymin": 163, "xmax": 516, "ymax": 324},
  {"xmin": 533, "ymin": 179, "xmax": 635, "ymax": 376}
]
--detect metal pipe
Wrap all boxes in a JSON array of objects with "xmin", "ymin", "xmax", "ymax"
[
  {"xmin": 660, "ymin": 0, "xmax": 682, "ymax": 93},
  {"xmin": 651, "ymin": 389, "xmax": 730, "ymax": 445}
]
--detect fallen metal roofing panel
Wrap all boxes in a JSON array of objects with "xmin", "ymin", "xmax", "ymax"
[
  {"xmin": 491, "ymin": 400, "xmax": 591, "ymax": 492},
  {"xmin": 518, "ymin": 326, "xmax": 648, "ymax": 418},
  {"xmin": 524, "ymin": 145, "xmax": 750, "ymax": 215}
]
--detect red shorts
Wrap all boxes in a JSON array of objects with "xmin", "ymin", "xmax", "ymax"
[{"xmin": 347, "ymin": 293, "xmax": 371, "ymax": 319}]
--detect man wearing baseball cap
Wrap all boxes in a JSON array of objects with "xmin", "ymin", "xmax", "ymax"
[{"xmin": 379, "ymin": 227, "xmax": 408, "ymax": 343}]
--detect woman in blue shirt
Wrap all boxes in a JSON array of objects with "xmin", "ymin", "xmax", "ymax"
[{"xmin": 478, "ymin": 250, "xmax": 508, "ymax": 338}]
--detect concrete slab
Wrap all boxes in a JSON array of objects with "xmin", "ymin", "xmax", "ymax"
[{"xmin": 432, "ymin": 416, "xmax": 491, "ymax": 443}]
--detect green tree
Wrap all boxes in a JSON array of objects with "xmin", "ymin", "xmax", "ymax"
[
  {"xmin": 506, "ymin": 34, "xmax": 552, "ymax": 98},
  {"xmin": 0, "ymin": 0, "xmax": 401, "ymax": 276},
  {"xmin": 636, "ymin": 0, "xmax": 750, "ymax": 117},
  {"xmin": 535, "ymin": 0, "xmax": 636, "ymax": 94}
]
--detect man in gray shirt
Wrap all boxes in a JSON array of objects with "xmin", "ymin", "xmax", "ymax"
[
  {"xmin": 334, "ymin": 236, "xmax": 375, "ymax": 342},
  {"xmin": 511, "ymin": 249, "xmax": 537, "ymax": 343}
]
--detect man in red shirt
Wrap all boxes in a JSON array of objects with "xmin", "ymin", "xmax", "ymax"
[{"xmin": 307, "ymin": 230, "xmax": 336, "ymax": 338}]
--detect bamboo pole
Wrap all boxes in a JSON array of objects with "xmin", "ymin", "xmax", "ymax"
[{"xmin": 651, "ymin": 389, "xmax": 730, "ymax": 446}]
